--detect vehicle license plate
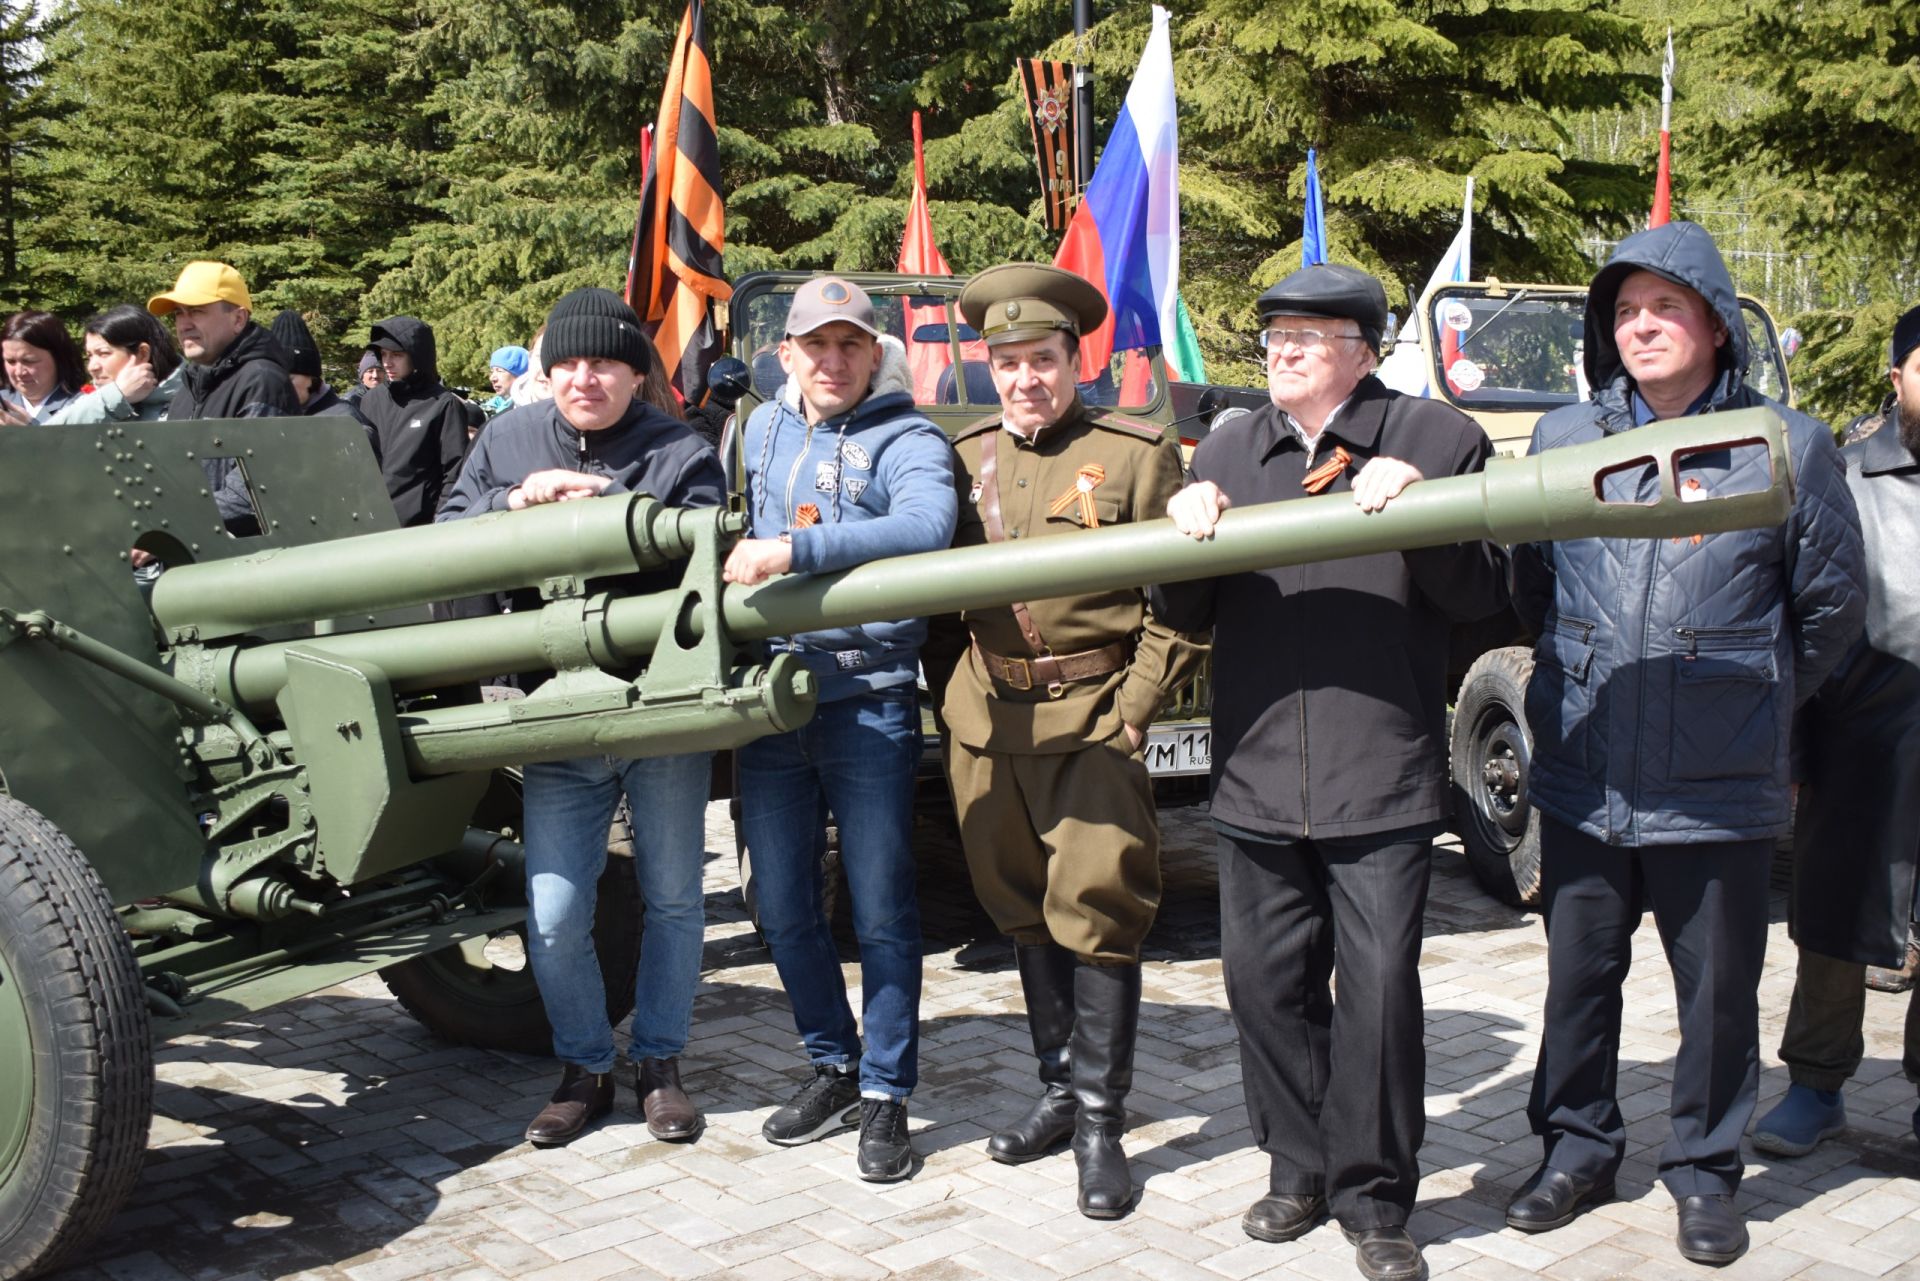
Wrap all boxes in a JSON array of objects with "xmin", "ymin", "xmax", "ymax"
[{"xmin": 1144, "ymin": 724, "xmax": 1211, "ymax": 776}]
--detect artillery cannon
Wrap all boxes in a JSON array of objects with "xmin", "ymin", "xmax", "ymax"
[{"xmin": 0, "ymin": 408, "xmax": 1791, "ymax": 1278}]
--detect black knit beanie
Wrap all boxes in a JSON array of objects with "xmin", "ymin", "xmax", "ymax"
[
  {"xmin": 269, "ymin": 309, "xmax": 323, "ymax": 380},
  {"xmin": 542, "ymin": 287, "xmax": 650, "ymax": 374}
]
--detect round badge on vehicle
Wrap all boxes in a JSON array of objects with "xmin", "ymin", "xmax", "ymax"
[
  {"xmin": 1447, "ymin": 358, "xmax": 1485, "ymax": 392},
  {"xmin": 1443, "ymin": 301, "xmax": 1474, "ymax": 333}
]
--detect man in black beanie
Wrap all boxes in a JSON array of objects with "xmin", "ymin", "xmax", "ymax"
[
  {"xmin": 438, "ymin": 287, "xmax": 725, "ymax": 1150},
  {"xmin": 360, "ymin": 314, "xmax": 471, "ymax": 526},
  {"xmin": 268, "ymin": 310, "xmax": 370, "ymax": 425}
]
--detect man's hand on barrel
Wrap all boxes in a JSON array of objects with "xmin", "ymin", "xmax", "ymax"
[
  {"xmin": 1166, "ymin": 480, "xmax": 1231, "ymax": 540},
  {"xmin": 723, "ymin": 536, "xmax": 794, "ymax": 587},
  {"xmin": 1350, "ymin": 456, "xmax": 1423, "ymax": 513},
  {"xmin": 509, "ymin": 469, "xmax": 613, "ymax": 508}
]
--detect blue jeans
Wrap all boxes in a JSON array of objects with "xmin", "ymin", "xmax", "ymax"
[
  {"xmin": 738, "ymin": 688, "xmax": 922, "ymax": 1100},
  {"xmin": 522, "ymin": 751, "xmax": 713, "ymax": 1072}
]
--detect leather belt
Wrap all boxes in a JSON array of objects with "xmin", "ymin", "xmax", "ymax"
[{"xmin": 975, "ymin": 640, "xmax": 1128, "ymax": 698}]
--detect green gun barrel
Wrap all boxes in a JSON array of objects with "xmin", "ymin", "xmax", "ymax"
[
  {"xmin": 148, "ymin": 493, "xmax": 718, "ymax": 638},
  {"xmin": 206, "ymin": 408, "xmax": 1790, "ymax": 712}
]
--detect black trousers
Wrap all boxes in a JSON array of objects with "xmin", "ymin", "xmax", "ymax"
[
  {"xmin": 1527, "ymin": 814, "xmax": 1770, "ymax": 1198},
  {"xmin": 1218, "ymin": 829, "xmax": 1432, "ymax": 1230},
  {"xmin": 1780, "ymin": 947, "xmax": 1920, "ymax": 1090}
]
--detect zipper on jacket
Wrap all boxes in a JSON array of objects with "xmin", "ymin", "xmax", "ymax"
[
  {"xmin": 780, "ymin": 417, "xmax": 818, "ymax": 526},
  {"xmin": 1675, "ymin": 625, "xmax": 1770, "ymax": 655},
  {"xmin": 1297, "ymin": 683, "xmax": 1311, "ymax": 838}
]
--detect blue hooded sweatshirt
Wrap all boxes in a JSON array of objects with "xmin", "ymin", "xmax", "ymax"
[{"xmin": 741, "ymin": 340, "xmax": 957, "ymax": 701}]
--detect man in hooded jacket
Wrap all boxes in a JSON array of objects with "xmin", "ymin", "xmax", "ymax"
[
  {"xmin": 1506, "ymin": 221, "xmax": 1865, "ymax": 1267},
  {"xmin": 360, "ymin": 316, "xmax": 471, "ymax": 526},
  {"xmin": 721, "ymin": 275, "xmax": 956, "ymax": 1184}
]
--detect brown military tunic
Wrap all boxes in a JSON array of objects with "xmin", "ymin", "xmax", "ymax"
[{"xmin": 941, "ymin": 398, "xmax": 1209, "ymax": 961}]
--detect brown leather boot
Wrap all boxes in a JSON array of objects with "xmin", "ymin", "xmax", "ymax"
[
  {"xmin": 637, "ymin": 1057, "xmax": 705, "ymax": 1142},
  {"xmin": 526, "ymin": 1064, "xmax": 614, "ymax": 1146}
]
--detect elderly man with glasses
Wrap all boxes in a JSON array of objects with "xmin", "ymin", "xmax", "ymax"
[{"xmin": 1151, "ymin": 263, "xmax": 1510, "ymax": 1281}]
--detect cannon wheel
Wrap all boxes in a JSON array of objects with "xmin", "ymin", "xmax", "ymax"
[
  {"xmin": 1450, "ymin": 647, "xmax": 1543, "ymax": 910},
  {"xmin": 0, "ymin": 795, "xmax": 154, "ymax": 1281},
  {"xmin": 380, "ymin": 772, "xmax": 643, "ymax": 1054}
]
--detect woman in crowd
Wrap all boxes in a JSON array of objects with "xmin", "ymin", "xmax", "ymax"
[
  {"xmin": 1, "ymin": 310, "xmax": 87, "ymax": 424},
  {"xmin": 49, "ymin": 305, "xmax": 184, "ymax": 424},
  {"xmin": 484, "ymin": 344, "xmax": 530, "ymax": 416}
]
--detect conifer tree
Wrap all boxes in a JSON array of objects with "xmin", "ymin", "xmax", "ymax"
[
  {"xmin": 0, "ymin": 0, "xmax": 62, "ymax": 306},
  {"xmin": 1702, "ymin": 0, "xmax": 1920, "ymax": 421}
]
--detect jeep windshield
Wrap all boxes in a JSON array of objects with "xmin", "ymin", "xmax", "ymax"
[
  {"xmin": 730, "ymin": 272, "xmax": 1163, "ymax": 414},
  {"xmin": 1423, "ymin": 286, "xmax": 1792, "ymax": 414}
]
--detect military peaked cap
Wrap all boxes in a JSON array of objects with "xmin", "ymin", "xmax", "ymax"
[{"xmin": 958, "ymin": 263, "xmax": 1108, "ymax": 347}]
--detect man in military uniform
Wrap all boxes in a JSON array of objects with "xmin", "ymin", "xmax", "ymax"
[{"xmin": 939, "ymin": 263, "xmax": 1208, "ymax": 1220}]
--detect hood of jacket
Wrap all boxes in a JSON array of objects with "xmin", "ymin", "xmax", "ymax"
[
  {"xmin": 750, "ymin": 336, "xmax": 922, "ymax": 531},
  {"xmin": 182, "ymin": 323, "xmax": 290, "ymax": 401},
  {"xmin": 369, "ymin": 316, "xmax": 441, "ymax": 392},
  {"xmin": 1582, "ymin": 220, "xmax": 1749, "ymax": 396}
]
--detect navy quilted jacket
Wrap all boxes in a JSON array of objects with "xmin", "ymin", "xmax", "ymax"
[{"xmin": 1512, "ymin": 222, "xmax": 1866, "ymax": 846}]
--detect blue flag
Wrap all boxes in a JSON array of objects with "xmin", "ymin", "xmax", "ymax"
[{"xmin": 1302, "ymin": 148, "xmax": 1327, "ymax": 267}]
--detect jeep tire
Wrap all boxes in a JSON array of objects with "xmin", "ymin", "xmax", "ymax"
[{"xmin": 1450, "ymin": 646, "xmax": 1543, "ymax": 909}]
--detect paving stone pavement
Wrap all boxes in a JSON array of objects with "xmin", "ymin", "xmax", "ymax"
[{"xmin": 47, "ymin": 803, "xmax": 1920, "ymax": 1281}]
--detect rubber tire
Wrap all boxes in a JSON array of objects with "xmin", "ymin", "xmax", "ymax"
[
  {"xmin": 0, "ymin": 795, "xmax": 154, "ymax": 1281},
  {"xmin": 380, "ymin": 856, "xmax": 642, "ymax": 1055},
  {"xmin": 1450, "ymin": 646, "xmax": 1543, "ymax": 909}
]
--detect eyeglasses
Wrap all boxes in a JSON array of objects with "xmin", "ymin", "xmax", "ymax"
[{"xmin": 1258, "ymin": 327, "xmax": 1365, "ymax": 352}]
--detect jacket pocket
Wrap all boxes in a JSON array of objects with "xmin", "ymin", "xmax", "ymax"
[
  {"xmin": 1524, "ymin": 615, "xmax": 1596, "ymax": 767},
  {"xmin": 1667, "ymin": 625, "xmax": 1779, "ymax": 781},
  {"xmin": 1045, "ymin": 494, "xmax": 1124, "ymax": 529}
]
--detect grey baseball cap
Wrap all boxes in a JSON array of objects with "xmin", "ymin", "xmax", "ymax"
[{"xmin": 785, "ymin": 276, "xmax": 881, "ymax": 338}]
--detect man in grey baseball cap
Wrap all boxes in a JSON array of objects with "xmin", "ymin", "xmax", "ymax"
[{"xmin": 723, "ymin": 275, "xmax": 956, "ymax": 1182}]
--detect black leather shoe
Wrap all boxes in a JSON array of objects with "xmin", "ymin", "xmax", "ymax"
[
  {"xmin": 987, "ymin": 1086, "xmax": 1077, "ymax": 1164},
  {"xmin": 1341, "ymin": 1225, "xmax": 1425, "ymax": 1281},
  {"xmin": 1676, "ymin": 1194, "xmax": 1748, "ymax": 1266},
  {"xmin": 636, "ymin": 1056, "xmax": 704, "ymax": 1142},
  {"xmin": 1242, "ymin": 1192, "xmax": 1325, "ymax": 1242},
  {"xmin": 1505, "ymin": 1165, "xmax": 1616, "ymax": 1233},
  {"xmin": 525, "ymin": 1064, "xmax": 614, "ymax": 1146}
]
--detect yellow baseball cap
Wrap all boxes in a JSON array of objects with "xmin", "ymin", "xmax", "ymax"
[{"xmin": 148, "ymin": 261, "xmax": 252, "ymax": 316}]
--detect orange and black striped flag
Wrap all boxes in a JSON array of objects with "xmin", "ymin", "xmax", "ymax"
[{"xmin": 630, "ymin": 0, "xmax": 731, "ymax": 399}]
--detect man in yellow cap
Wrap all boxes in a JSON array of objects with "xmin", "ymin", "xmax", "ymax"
[
  {"xmin": 149, "ymin": 261, "xmax": 299, "ymax": 533},
  {"xmin": 935, "ymin": 262, "xmax": 1208, "ymax": 1220}
]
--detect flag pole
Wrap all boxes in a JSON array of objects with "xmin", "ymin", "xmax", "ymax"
[
  {"xmin": 1650, "ymin": 27, "xmax": 1674, "ymax": 228},
  {"xmin": 1072, "ymin": 0, "xmax": 1094, "ymax": 200}
]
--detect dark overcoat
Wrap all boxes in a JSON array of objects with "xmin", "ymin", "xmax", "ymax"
[{"xmin": 1791, "ymin": 413, "xmax": 1920, "ymax": 966}]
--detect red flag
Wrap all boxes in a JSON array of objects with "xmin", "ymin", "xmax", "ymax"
[
  {"xmin": 624, "ymin": 124, "xmax": 655, "ymax": 303},
  {"xmin": 897, "ymin": 111, "xmax": 955, "ymax": 403},
  {"xmin": 631, "ymin": 0, "xmax": 731, "ymax": 399},
  {"xmin": 1650, "ymin": 29, "xmax": 1674, "ymax": 228}
]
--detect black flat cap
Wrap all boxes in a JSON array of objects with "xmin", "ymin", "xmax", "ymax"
[
  {"xmin": 1256, "ymin": 264, "xmax": 1390, "ymax": 352},
  {"xmin": 1892, "ymin": 304, "xmax": 1920, "ymax": 371}
]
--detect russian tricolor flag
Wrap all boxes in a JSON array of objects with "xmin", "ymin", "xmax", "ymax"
[{"xmin": 1053, "ymin": 6, "xmax": 1198, "ymax": 381}]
